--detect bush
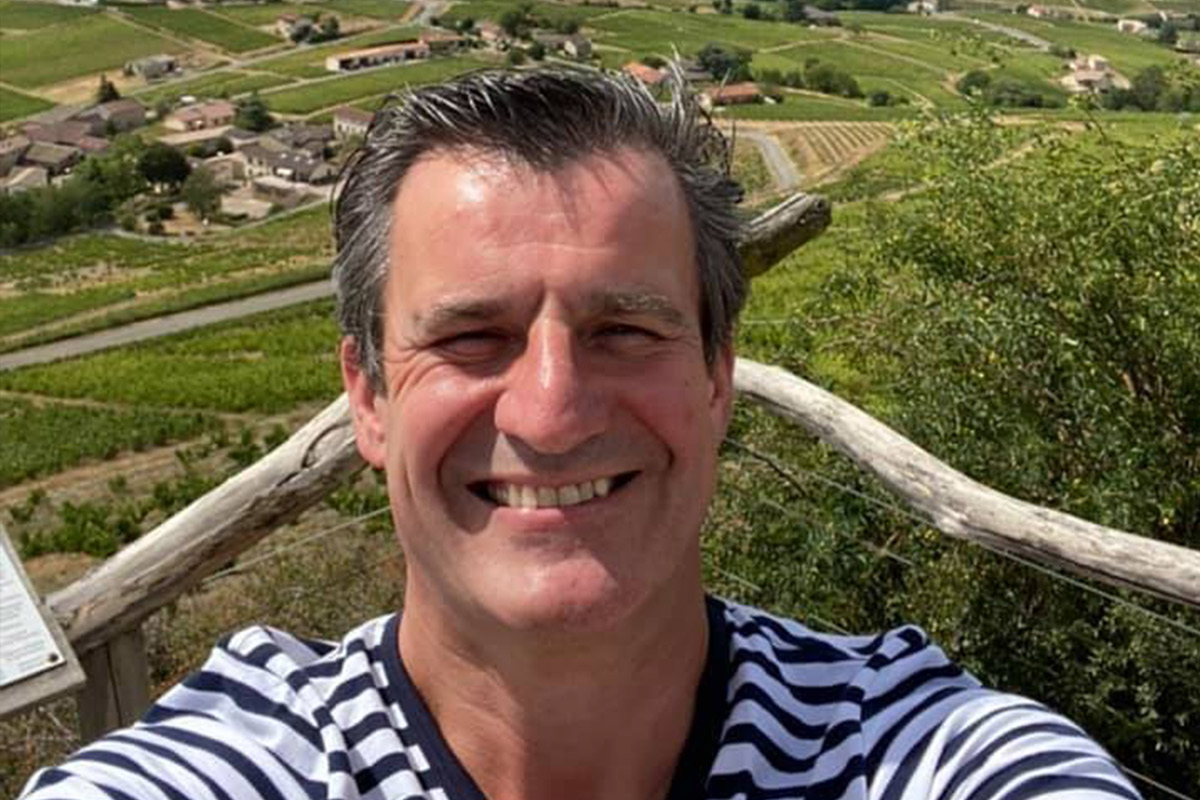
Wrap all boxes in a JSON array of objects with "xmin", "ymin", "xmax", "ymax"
[{"xmin": 828, "ymin": 113, "xmax": 1200, "ymax": 787}]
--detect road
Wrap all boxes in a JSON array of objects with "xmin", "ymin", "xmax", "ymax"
[
  {"xmin": 946, "ymin": 13, "xmax": 1052, "ymax": 51},
  {"xmin": 0, "ymin": 281, "xmax": 334, "ymax": 373},
  {"xmin": 739, "ymin": 129, "xmax": 801, "ymax": 194}
]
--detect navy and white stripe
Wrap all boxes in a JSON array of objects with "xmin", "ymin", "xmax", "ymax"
[{"xmin": 21, "ymin": 598, "xmax": 1139, "ymax": 799}]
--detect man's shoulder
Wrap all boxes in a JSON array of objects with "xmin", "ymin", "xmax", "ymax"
[{"xmin": 706, "ymin": 598, "xmax": 1140, "ymax": 799}]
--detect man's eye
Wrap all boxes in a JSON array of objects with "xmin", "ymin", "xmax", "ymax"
[
  {"xmin": 435, "ymin": 331, "xmax": 509, "ymax": 359},
  {"xmin": 598, "ymin": 324, "xmax": 658, "ymax": 340}
]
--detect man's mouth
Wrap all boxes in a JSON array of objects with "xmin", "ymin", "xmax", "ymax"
[{"xmin": 470, "ymin": 473, "xmax": 638, "ymax": 509}]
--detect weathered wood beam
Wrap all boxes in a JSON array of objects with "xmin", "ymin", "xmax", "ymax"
[
  {"xmin": 740, "ymin": 192, "xmax": 833, "ymax": 279},
  {"xmin": 49, "ymin": 397, "xmax": 364, "ymax": 654},
  {"xmin": 734, "ymin": 358, "xmax": 1200, "ymax": 611}
]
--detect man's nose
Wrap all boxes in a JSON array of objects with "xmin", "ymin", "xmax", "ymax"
[{"xmin": 493, "ymin": 321, "xmax": 607, "ymax": 455}]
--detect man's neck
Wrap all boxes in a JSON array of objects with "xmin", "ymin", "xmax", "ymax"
[{"xmin": 399, "ymin": 585, "xmax": 711, "ymax": 800}]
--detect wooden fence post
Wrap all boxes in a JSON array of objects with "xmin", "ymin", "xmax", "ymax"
[{"xmin": 76, "ymin": 627, "xmax": 151, "ymax": 744}]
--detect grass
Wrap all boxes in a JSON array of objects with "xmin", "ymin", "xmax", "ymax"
[
  {"xmin": 590, "ymin": 9, "xmax": 838, "ymax": 57},
  {"xmin": 0, "ymin": 84, "xmax": 52, "ymax": 122},
  {"xmin": 0, "ymin": 13, "xmax": 183, "ymax": 88},
  {"xmin": 439, "ymin": 0, "xmax": 614, "ymax": 26},
  {"xmin": 0, "ymin": 397, "xmax": 220, "ymax": 489},
  {"xmin": 135, "ymin": 70, "xmax": 295, "ymax": 105},
  {"xmin": 966, "ymin": 12, "xmax": 1180, "ymax": 76},
  {"xmin": 250, "ymin": 26, "xmax": 421, "ymax": 78},
  {"xmin": 262, "ymin": 56, "xmax": 482, "ymax": 114},
  {"xmin": 121, "ymin": 6, "xmax": 279, "ymax": 54},
  {"xmin": 732, "ymin": 139, "xmax": 773, "ymax": 196},
  {"xmin": 320, "ymin": 0, "xmax": 413, "ymax": 20},
  {"xmin": 0, "ymin": 300, "xmax": 344, "ymax": 414},
  {"xmin": 0, "ymin": 206, "xmax": 333, "ymax": 345},
  {"xmin": 726, "ymin": 94, "xmax": 918, "ymax": 121},
  {"xmin": 0, "ymin": 0, "xmax": 95, "ymax": 30}
]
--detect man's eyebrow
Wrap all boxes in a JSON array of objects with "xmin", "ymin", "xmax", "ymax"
[
  {"xmin": 411, "ymin": 298, "xmax": 507, "ymax": 333},
  {"xmin": 592, "ymin": 290, "xmax": 688, "ymax": 328}
]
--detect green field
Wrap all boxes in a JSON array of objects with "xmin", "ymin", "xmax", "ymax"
[
  {"xmin": 0, "ymin": 398, "xmax": 220, "ymax": 489},
  {"xmin": 440, "ymin": 0, "xmax": 614, "ymax": 26},
  {"xmin": 122, "ymin": 6, "xmax": 279, "ymax": 53},
  {"xmin": 136, "ymin": 70, "xmax": 295, "ymax": 105},
  {"xmin": 0, "ymin": 0, "xmax": 95, "ymax": 30},
  {"xmin": 0, "ymin": 208, "xmax": 333, "ymax": 348},
  {"xmin": 0, "ymin": 14, "xmax": 183, "ymax": 88},
  {"xmin": 262, "ymin": 56, "xmax": 482, "ymax": 114},
  {"xmin": 967, "ymin": 12, "xmax": 1180, "ymax": 76},
  {"xmin": 590, "ymin": 9, "xmax": 838, "ymax": 56},
  {"xmin": 0, "ymin": 84, "xmax": 52, "ymax": 122},
  {"xmin": 0, "ymin": 300, "xmax": 343, "ymax": 414},
  {"xmin": 726, "ymin": 93, "xmax": 917, "ymax": 121},
  {"xmin": 251, "ymin": 26, "xmax": 420, "ymax": 77},
  {"xmin": 211, "ymin": 0, "xmax": 411, "ymax": 26}
]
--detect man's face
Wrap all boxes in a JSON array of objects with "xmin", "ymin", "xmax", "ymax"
[{"xmin": 342, "ymin": 146, "xmax": 734, "ymax": 634}]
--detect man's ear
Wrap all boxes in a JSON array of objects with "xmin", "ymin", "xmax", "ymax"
[
  {"xmin": 709, "ymin": 344, "xmax": 736, "ymax": 442},
  {"xmin": 340, "ymin": 337, "xmax": 387, "ymax": 469}
]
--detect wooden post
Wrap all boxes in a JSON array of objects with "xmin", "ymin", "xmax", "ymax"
[{"xmin": 76, "ymin": 626, "xmax": 151, "ymax": 744}]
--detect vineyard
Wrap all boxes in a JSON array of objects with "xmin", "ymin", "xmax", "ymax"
[
  {"xmin": 770, "ymin": 121, "xmax": 895, "ymax": 187},
  {"xmin": 119, "ymin": 6, "xmax": 280, "ymax": 54}
]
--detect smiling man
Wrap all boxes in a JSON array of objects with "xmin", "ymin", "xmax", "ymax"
[{"xmin": 22, "ymin": 69, "xmax": 1139, "ymax": 800}]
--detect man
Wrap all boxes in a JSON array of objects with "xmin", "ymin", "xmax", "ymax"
[{"xmin": 23, "ymin": 69, "xmax": 1138, "ymax": 800}]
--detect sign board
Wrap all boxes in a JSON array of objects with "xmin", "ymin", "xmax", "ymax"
[{"xmin": 0, "ymin": 522, "xmax": 85, "ymax": 718}]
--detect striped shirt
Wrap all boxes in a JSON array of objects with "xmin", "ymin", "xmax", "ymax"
[{"xmin": 21, "ymin": 597, "xmax": 1138, "ymax": 799}]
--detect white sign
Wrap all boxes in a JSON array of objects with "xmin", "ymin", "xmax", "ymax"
[{"xmin": 0, "ymin": 536, "xmax": 66, "ymax": 687}]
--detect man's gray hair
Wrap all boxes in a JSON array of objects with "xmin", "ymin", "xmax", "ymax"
[{"xmin": 332, "ymin": 67, "xmax": 746, "ymax": 390}]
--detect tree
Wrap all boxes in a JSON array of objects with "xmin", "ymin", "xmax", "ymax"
[
  {"xmin": 235, "ymin": 94, "xmax": 275, "ymax": 133},
  {"xmin": 96, "ymin": 74, "xmax": 121, "ymax": 104},
  {"xmin": 743, "ymin": 3, "xmax": 762, "ymax": 20},
  {"xmin": 528, "ymin": 41, "xmax": 546, "ymax": 60},
  {"xmin": 783, "ymin": 0, "xmax": 806, "ymax": 22},
  {"xmin": 312, "ymin": 14, "xmax": 340, "ymax": 42},
  {"xmin": 956, "ymin": 69, "xmax": 992, "ymax": 96},
  {"xmin": 506, "ymin": 47, "xmax": 527, "ymax": 66},
  {"xmin": 1158, "ymin": 22, "xmax": 1178, "ymax": 45},
  {"xmin": 138, "ymin": 142, "xmax": 191, "ymax": 188},
  {"xmin": 499, "ymin": 9, "xmax": 526, "ymax": 37},
  {"xmin": 697, "ymin": 43, "xmax": 753, "ymax": 82},
  {"xmin": 182, "ymin": 168, "xmax": 223, "ymax": 222}
]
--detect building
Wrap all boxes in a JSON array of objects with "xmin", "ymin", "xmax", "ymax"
[
  {"xmin": 262, "ymin": 123, "xmax": 334, "ymax": 157},
  {"xmin": 1, "ymin": 165, "xmax": 49, "ymax": 194},
  {"xmin": 22, "ymin": 120, "xmax": 92, "ymax": 148},
  {"xmin": 906, "ymin": 0, "xmax": 942, "ymax": 14},
  {"xmin": 563, "ymin": 35, "xmax": 592, "ymax": 61},
  {"xmin": 702, "ymin": 83, "xmax": 764, "ymax": 108},
  {"xmin": 1116, "ymin": 18, "xmax": 1148, "ymax": 34},
  {"xmin": 1070, "ymin": 54, "xmax": 1110, "ymax": 72},
  {"xmin": 333, "ymin": 107, "xmax": 373, "ymax": 141},
  {"xmin": 476, "ymin": 21, "xmax": 510, "ymax": 45},
  {"xmin": 165, "ymin": 100, "xmax": 236, "ymax": 132},
  {"xmin": 623, "ymin": 62, "xmax": 667, "ymax": 88},
  {"xmin": 531, "ymin": 31, "xmax": 568, "ymax": 50},
  {"xmin": 21, "ymin": 142, "xmax": 81, "ymax": 176},
  {"xmin": 801, "ymin": 5, "xmax": 840, "ymax": 25},
  {"xmin": 276, "ymin": 14, "xmax": 314, "ymax": 40},
  {"xmin": 419, "ymin": 30, "xmax": 468, "ymax": 53},
  {"xmin": 0, "ymin": 135, "xmax": 31, "ymax": 177},
  {"xmin": 325, "ymin": 41, "xmax": 430, "ymax": 72},
  {"xmin": 239, "ymin": 143, "xmax": 335, "ymax": 184},
  {"xmin": 77, "ymin": 98, "xmax": 145, "ymax": 134},
  {"xmin": 125, "ymin": 54, "xmax": 178, "ymax": 80}
]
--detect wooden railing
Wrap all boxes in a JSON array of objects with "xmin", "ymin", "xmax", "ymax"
[{"xmin": 14, "ymin": 191, "xmax": 1200, "ymax": 741}]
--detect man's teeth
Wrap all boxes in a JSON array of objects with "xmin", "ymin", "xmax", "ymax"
[{"xmin": 488, "ymin": 477, "xmax": 613, "ymax": 509}]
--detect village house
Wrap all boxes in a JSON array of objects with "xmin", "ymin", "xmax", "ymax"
[
  {"xmin": 262, "ymin": 123, "xmax": 334, "ymax": 157},
  {"xmin": 623, "ymin": 62, "xmax": 668, "ymax": 88},
  {"xmin": 0, "ymin": 165, "xmax": 49, "ymax": 195},
  {"xmin": 276, "ymin": 14, "xmax": 314, "ymax": 40},
  {"xmin": 165, "ymin": 100, "xmax": 236, "ymax": 132},
  {"xmin": 1063, "ymin": 54, "xmax": 1117, "ymax": 93},
  {"xmin": 0, "ymin": 135, "xmax": 31, "ymax": 177},
  {"xmin": 1116, "ymin": 18, "xmax": 1148, "ymax": 34},
  {"xmin": 21, "ymin": 120, "xmax": 107, "ymax": 154},
  {"xmin": 702, "ymin": 83, "xmax": 764, "ymax": 109},
  {"xmin": 238, "ymin": 143, "xmax": 335, "ymax": 184},
  {"xmin": 531, "ymin": 31, "xmax": 569, "ymax": 51},
  {"xmin": 76, "ymin": 98, "xmax": 146, "ymax": 135},
  {"xmin": 564, "ymin": 34, "xmax": 592, "ymax": 61},
  {"xmin": 325, "ymin": 41, "xmax": 430, "ymax": 72},
  {"xmin": 802, "ymin": 5, "xmax": 841, "ymax": 26},
  {"xmin": 1026, "ymin": 5, "xmax": 1067, "ymax": 19},
  {"xmin": 476, "ymin": 21, "xmax": 510, "ymax": 45},
  {"xmin": 332, "ymin": 107, "xmax": 373, "ymax": 141},
  {"xmin": 906, "ymin": 0, "xmax": 942, "ymax": 14},
  {"xmin": 419, "ymin": 30, "xmax": 469, "ymax": 53},
  {"xmin": 21, "ymin": 142, "xmax": 82, "ymax": 176},
  {"xmin": 125, "ymin": 54, "xmax": 178, "ymax": 80}
]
